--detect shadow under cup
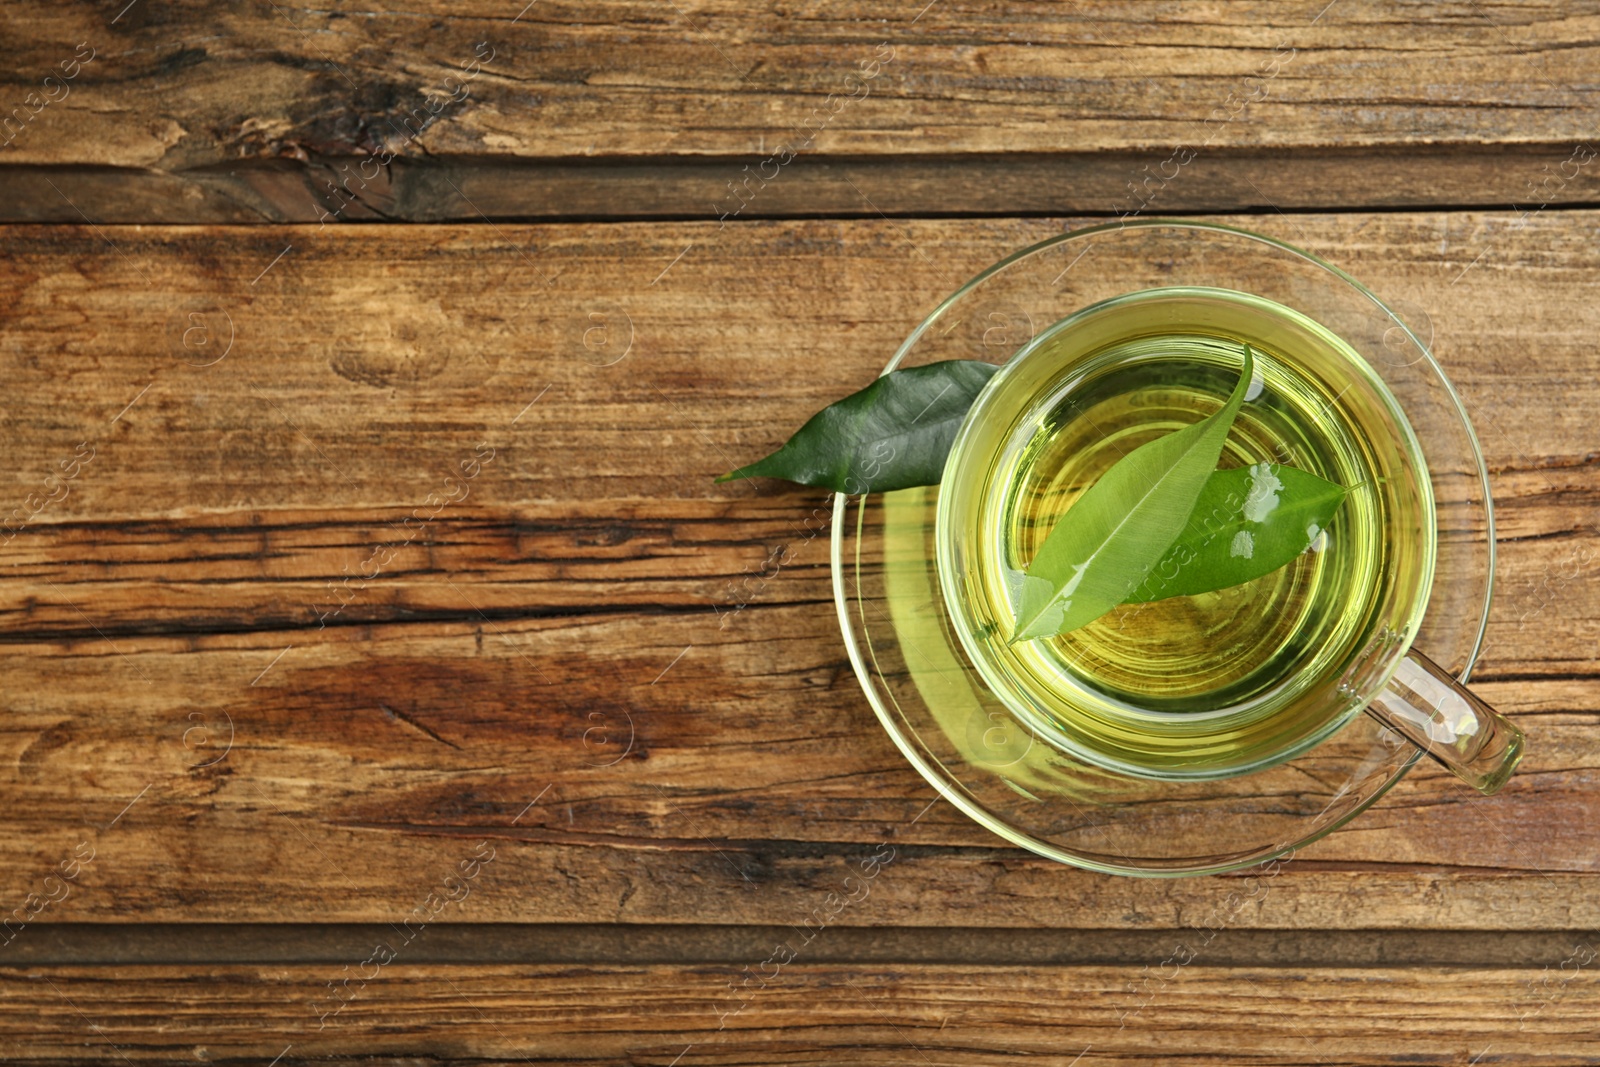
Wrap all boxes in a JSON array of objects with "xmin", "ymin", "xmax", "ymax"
[{"xmin": 935, "ymin": 286, "xmax": 1436, "ymax": 781}]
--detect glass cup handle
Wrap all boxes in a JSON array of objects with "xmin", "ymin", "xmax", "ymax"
[{"xmin": 1364, "ymin": 649, "xmax": 1526, "ymax": 795}]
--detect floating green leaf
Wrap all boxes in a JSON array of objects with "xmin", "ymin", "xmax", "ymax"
[
  {"xmin": 1010, "ymin": 345, "xmax": 1256, "ymax": 642},
  {"xmin": 715, "ymin": 360, "xmax": 999, "ymax": 494},
  {"xmin": 1126, "ymin": 464, "xmax": 1350, "ymax": 603}
]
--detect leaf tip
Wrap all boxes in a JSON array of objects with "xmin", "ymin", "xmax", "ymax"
[{"xmin": 1007, "ymin": 615, "xmax": 1052, "ymax": 646}]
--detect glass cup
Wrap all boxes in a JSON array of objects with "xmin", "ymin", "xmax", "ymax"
[
  {"xmin": 832, "ymin": 219, "xmax": 1524, "ymax": 876},
  {"xmin": 937, "ymin": 284, "xmax": 1520, "ymax": 791}
]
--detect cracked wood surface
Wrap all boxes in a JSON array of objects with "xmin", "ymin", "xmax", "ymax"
[
  {"xmin": 4, "ymin": 1, "xmax": 1596, "ymax": 167},
  {"xmin": 1, "ymin": 3, "xmax": 1599, "ymax": 221},
  {"xmin": 0, "ymin": 213, "xmax": 1595, "ymax": 932}
]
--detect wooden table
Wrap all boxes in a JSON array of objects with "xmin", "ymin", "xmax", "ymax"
[{"xmin": 2, "ymin": 3, "xmax": 1597, "ymax": 1063}]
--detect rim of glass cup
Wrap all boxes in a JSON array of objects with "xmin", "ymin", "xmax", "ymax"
[{"xmin": 829, "ymin": 217, "xmax": 1496, "ymax": 876}]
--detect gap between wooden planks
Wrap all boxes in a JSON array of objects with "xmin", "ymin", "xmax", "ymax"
[{"xmin": 0, "ymin": 924, "xmax": 1595, "ymax": 967}]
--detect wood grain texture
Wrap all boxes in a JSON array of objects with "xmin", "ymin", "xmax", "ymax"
[
  {"xmin": 0, "ymin": 962, "xmax": 1594, "ymax": 1064},
  {"xmin": 0, "ymin": 213, "xmax": 1595, "ymax": 932},
  {"xmin": 2, "ymin": 3, "xmax": 1599, "ymax": 220},
  {"xmin": 6, "ymin": 1, "xmax": 1598, "ymax": 167}
]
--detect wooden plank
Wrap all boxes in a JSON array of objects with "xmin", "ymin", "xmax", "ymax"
[
  {"xmin": 2, "ymin": 468, "xmax": 1596, "ymax": 676},
  {"xmin": 0, "ymin": 213, "xmax": 1595, "ymax": 928},
  {"xmin": 6, "ymin": 2, "xmax": 1596, "ymax": 167},
  {"xmin": 0, "ymin": 213, "xmax": 1594, "ymax": 654},
  {"xmin": 2, "ymin": 4, "xmax": 1598, "ymax": 219},
  {"xmin": 0, "ymin": 962, "xmax": 1593, "ymax": 1064},
  {"xmin": 1, "ymin": 609, "xmax": 1596, "ymax": 927}
]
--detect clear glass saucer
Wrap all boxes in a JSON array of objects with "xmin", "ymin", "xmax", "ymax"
[{"xmin": 831, "ymin": 220, "xmax": 1493, "ymax": 876}]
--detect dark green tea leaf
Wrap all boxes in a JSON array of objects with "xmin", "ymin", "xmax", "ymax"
[
  {"xmin": 1126, "ymin": 464, "xmax": 1349, "ymax": 603},
  {"xmin": 715, "ymin": 360, "xmax": 999, "ymax": 494},
  {"xmin": 1011, "ymin": 345, "xmax": 1256, "ymax": 641}
]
